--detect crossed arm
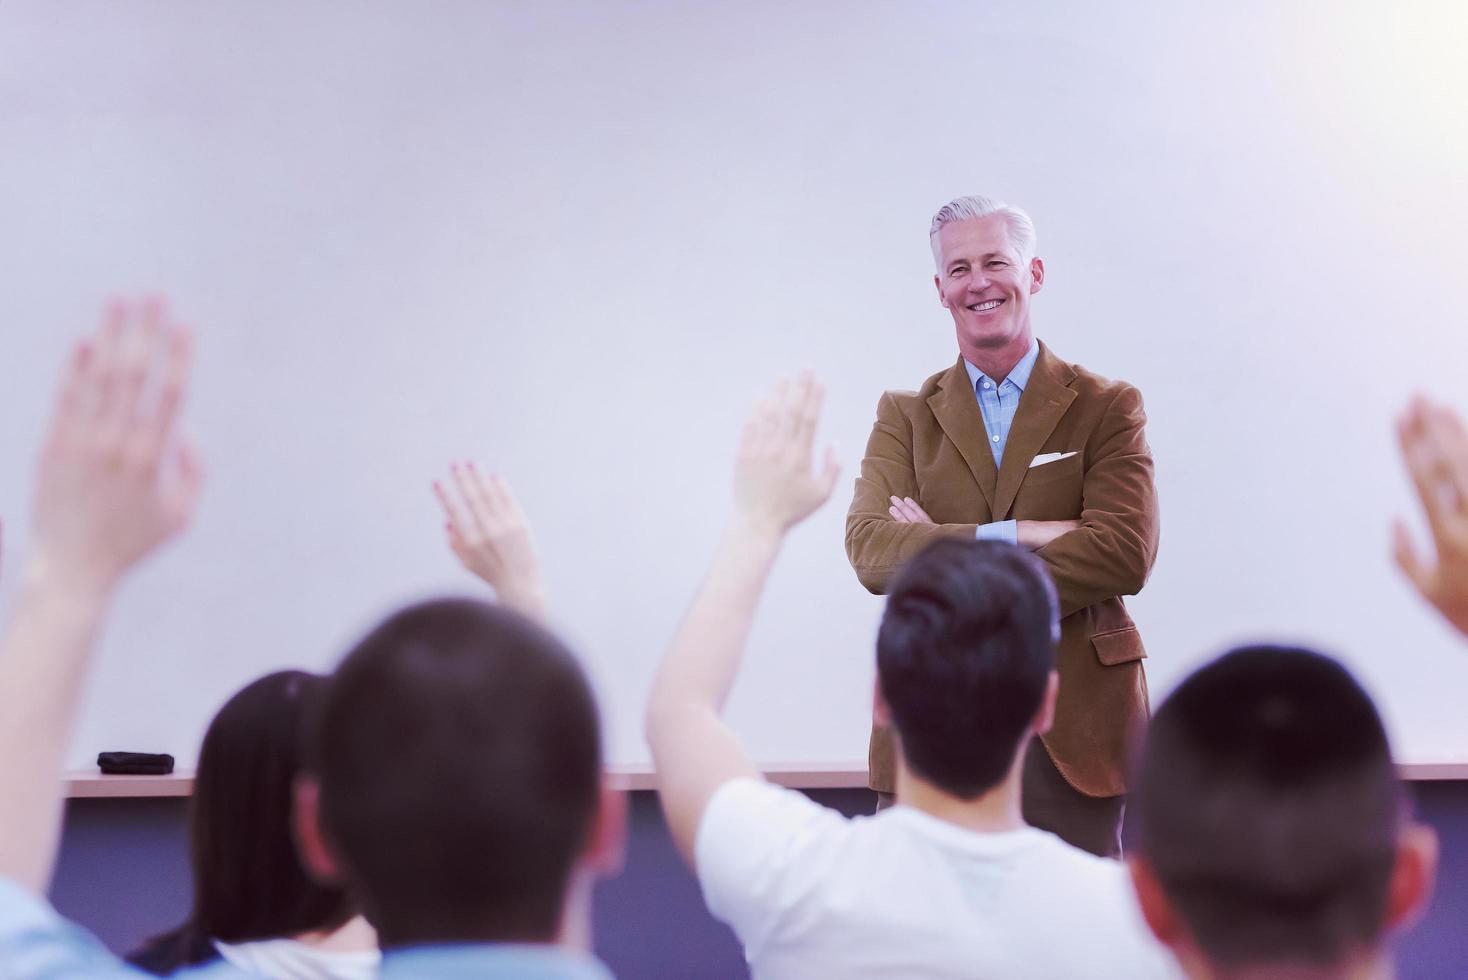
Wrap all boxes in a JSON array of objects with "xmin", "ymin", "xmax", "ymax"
[
  {"xmin": 644, "ymin": 374, "xmax": 840, "ymax": 866},
  {"xmin": 0, "ymin": 302, "xmax": 200, "ymax": 894},
  {"xmin": 848, "ymin": 385, "xmax": 1158, "ymax": 617}
]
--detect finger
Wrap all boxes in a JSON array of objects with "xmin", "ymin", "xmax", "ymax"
[
  {"xmin": 1400, "ymin": 411, "xmax": 1451, "ymax": 540},
  {"xmin": 737, "ymin": 411, "xmax": 762, "ymax": 460},
  {"xmin": 782, "ymin": 373, "xmax": 813, "ymax": 449},
  {"xmin": 897, "ymin": 496, "xmax": 927, "ymax": 523},
  {"xmin": 488, "ymin": 473, "xmax": 526, "ymax": 525},
  {"xmin": 462, "ymin": 462, "xmax": 500, "ymax": 525},
  {"xmin": 135, "ymin": 324, "xmax": 191, "ymax": 468},
  {"xmin": 433, "ymin": 477, "xmax": 473, "ymax": 536},
  {"xmin": 1393, "ymin": 518, "xmax": 1434, "ymax": 597},
  {"xmin": 50, "ymin": 339, "xmax": 94, "ymax": 445},
  {"xmin": 768, "ymin": 379, "xmax": 795, "ymax": 447},
  {"xmin": 116, "ymin": 297, "xmax": 164, "ymax": 426},
  {"xmin": 450, "ymin": 463, "xmax": 490, "ymax": 537},
  {"xmin": 818, "ymin": 445, "xmax": 841, "ymax": 499},
  {"xmin": 164, "ymin": 435, "xmax": 204, "ymax": 534},
  {"xmin": 149, "ymin": 323, "xmax": 191, "ymax": 438},
  {"xmin": 1424, "ymin": 403, "xmax": 1468, "ymax": 513},
  {"xmin": 445, "ymin": 520, "xmax": 469, "ymax": 554},
  {"xmin": 889, "ymin": 504, "xmax": 912, "ymax": 524},
  {"xmin": 889, "ymin": 496, "xmax": 920, "ymax": 522},
  {"xmin": 903, "ymin": 497, "xmax": 933, "ymax": 522},
  {"xmin": 88, "ymin": 301, "xmax": 130, "ymax": 424},
  {"xmin": 793, "ymin": 374, "xmax": 822, "ymax": 459},
  {"xmin": 748, "ymin": 392, "xmax": 778, "ymax": 453}
]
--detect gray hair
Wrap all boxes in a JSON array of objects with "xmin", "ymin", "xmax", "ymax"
[{"xmin": 929, "ymin": 195, "xmax": 1037, "ymax": 271}]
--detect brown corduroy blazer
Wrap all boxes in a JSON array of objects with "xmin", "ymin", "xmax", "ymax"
[{"xmin": 845, "ymin": 342, "xmax": 1159, "ymax": 798}]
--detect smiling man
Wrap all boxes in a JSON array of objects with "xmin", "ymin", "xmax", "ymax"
[{"xmin": 845, "ymin": 195, "xmax": 1160, "ymax": 857}]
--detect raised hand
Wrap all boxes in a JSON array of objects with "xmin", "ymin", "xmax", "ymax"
[
  {"xmin": 1394, "ymin": 396, "xmax": 1468, "ymax": 638},
  {"xmin": 433, "ymin": 463, "xmax": 545, "ymax": 618},
  {"xmin": 30, "ymin": 299, "xmax": 201, "ymax": 593},
  {"xmin": 0, "ymin": 298, "xmax": 200, "ymax": 896},
  {"xmin": 734, "ymin": 373, "xmax": 841, "ymax": 536}
]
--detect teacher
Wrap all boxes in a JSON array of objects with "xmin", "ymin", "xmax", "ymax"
[{"xmin": 845, "ymin": 195, "xmax": 1159, "ymax": 857}]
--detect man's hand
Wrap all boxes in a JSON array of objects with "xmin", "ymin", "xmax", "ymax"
[
  {"xmin": 733, "ymin": 373, "xmax": 841, "ymax": 538},
  {"xmin": 888, "ymin": 495, "xmax": 933, "ymax": 524},
  {"xmin": 887, "ymin": 500, "xmax": 1080, "ymax": 554},
  {"xmin": 30, "ymin": 300, "xmax": 201, "ymax": 594},
  {"xmin": 1018, "ymin": 519, "xmax": 1081, "ymax": 551},
  {"xmin": 433, "ymin": 463, "xmax": 545, "ymax": 619},
  {"xmin": 1394, "ymin": 396, "xmax": 1468, "ymax": 638}
]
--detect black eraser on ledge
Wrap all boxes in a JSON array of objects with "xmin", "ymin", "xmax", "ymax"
[{"xmin": 97, "ymin": 752, "xmax": 175, "ymax": 775}]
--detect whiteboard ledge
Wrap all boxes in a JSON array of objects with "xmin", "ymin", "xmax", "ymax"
[
  {"xmin": 63, "ymin": 761, "xmax": 872, "ymax": 799},
  {"xmin": 65, "ymin": 760, "xmax": 1468, "ymax": 798}
]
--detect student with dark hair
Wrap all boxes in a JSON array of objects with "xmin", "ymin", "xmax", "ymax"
[
  {"xmin": 0, "ymin": 302, "xmax": 622, "ymax": 979},
  {"xmin": 642, "ymin": 374, "xmax": 1174, "ymax": 978},
  {"xmin": 1128, "ymin": 646, "xmax": 1437, "ymax": 979},
  {"xmin": 291, "ymin": 596, "xmax": 624, "ymax": 964},
  {"xmin": 127, "ymin": 671, "xmax": 377, "ymax": 978}
]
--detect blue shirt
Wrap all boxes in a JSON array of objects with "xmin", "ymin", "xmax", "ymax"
[
  {"xmin": 963, "ymin": 339, "xmax": 1040, "ymax": 545},
  {"xmin": 0, "ymin": 879, "xmax": 613, "ymax": 980}
]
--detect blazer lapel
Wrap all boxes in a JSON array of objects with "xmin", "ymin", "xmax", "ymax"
[
  {"xmin": 992, "ymin": 343, "xmax": 1078, "ymax": 521},
  {"xmin": 927, "ymin": 358, "xmax": 998, "ymax": 512}
]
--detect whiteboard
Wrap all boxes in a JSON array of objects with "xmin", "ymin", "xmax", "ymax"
[{"xmin": 2, "ymin": 0, "xmax": 1467, "ymax": 771}]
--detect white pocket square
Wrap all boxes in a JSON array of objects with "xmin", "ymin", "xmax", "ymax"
[{"xmin": 1029, "ymin": 451, "xmax": 1077, "ymax": 469}]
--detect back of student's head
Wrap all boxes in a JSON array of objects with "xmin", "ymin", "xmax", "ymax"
[
  {"xmin": 876, "ymin": 539, "xmax": 1057, "ymax": 799},
  {"xmin": 312, "ymin": 597, "xmax": 602, "ymax": 947},
  {"xmin": 1132, "ymin": 645, "xmax": 1408, "ymax": 969},
  {"xmin": 129, "ymin": 670, "xmax": 353, "ymax": 975}
]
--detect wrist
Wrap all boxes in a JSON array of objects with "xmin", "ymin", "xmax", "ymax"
[
  {"xmin": 21, "ymin": 551, "xmax": 121, "ymax": 608},
  {"xmin": 498, "ymin": 582, "xmax": 547, "ymax": 616},
  {"xmin": 729, "ymin": 513, "xmax": 788, "ymax": 549}
]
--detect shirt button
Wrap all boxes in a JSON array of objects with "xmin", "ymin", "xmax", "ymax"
[
  {"xmin": 992, "ymin": 435, "xmax": 1000, "ymax": 442},
  {"xmin": 982, "ymin": 381, "xmax": 992, "ymax": 389}
]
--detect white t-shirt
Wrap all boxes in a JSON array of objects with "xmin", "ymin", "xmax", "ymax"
[
  {"xmin": 213, "ymin": 937, "xmax": 379, "ymax": 980},
  {"xmin": 695, "ymin": 779, "xmax": 1182, "ymax": 980}
]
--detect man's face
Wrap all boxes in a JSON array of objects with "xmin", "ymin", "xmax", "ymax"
[{"xmin": 933, "ymin": 214, "xmax": 1044, "ymax": 358}]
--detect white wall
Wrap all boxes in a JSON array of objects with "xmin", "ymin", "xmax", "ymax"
[{"xmin": 2, "ymin": 1, "xmax": 1467, "ymax": 769}]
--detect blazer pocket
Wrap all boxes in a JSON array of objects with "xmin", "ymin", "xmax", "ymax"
[
  {"xmin": 1023, "ymin": 452, "xmax": 1083, "ymax": 485},
  {"xmin": 1015, "ymin": 453, "xmax": 1084, "ymax": 520},
  {"xmin": 1091, "ymin": 626, "xmax": 1146, "ymax": 666}
]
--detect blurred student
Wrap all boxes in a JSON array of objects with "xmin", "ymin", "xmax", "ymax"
[
  {"xmin": 641, "ymin": 375, "xmax": 1176, "ymax": 978},
  {"xmin": 127, "ymin": 671, "xmax": 378, "ymax": 978},
  {"xmin": 0, "ymin": 301, "xmax": 622, "ymax": 978},
  {"xmin": 1128, "ymin": 646, "xmax": 1436, "ymax": 979},
  {"xmin": 1394, "ymin": 395, "xmax": 1468, "ymax": 639}
]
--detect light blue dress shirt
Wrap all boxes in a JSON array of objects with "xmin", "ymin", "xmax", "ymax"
[
  {"xmin": 0, "ymin": 879, "xmax": 613, "ymax": 980},
  {"xmin": 963, "ymin": 339, "xmax": 1040, "ymax": 545}
]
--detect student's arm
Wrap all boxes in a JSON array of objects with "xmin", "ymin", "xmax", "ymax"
[
  {"xmin": 0, "ymin": 301, "xmax": 200, "ymax": 894},
  {"xmin": 645, "ymin": 374, "xmax": 840, "ymax": 866},
  {"xmin": 1395, "ymin": 395, "xmax": 1468, "ymax": 637},
  {"xmin": 433, "ymin": 464, "xmax": 546, "ymax": 621}
]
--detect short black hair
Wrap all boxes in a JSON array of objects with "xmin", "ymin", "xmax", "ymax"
[
  {"xmin": 313, "ymin": 598, "xmax": 602, "ymax": 947},
  {"xmin": 128, "ymin": 671, "xmax": 353, "ymax": 975},
  {"xmin": 876, "ymin": 539, "xmax": 1057, "ymax": 799},
  {"xmin": 1132, "ymin": 646, "xmax": 1403, "ymax": 967}
]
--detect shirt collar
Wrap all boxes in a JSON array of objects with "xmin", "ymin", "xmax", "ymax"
[
  {"xmin": 963, "ymin": 338, "xmax": 1040, "ymax": 392},
  {"xmin": 381, "ymin": 944, "xmax": 614, "ymax": 980}
]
